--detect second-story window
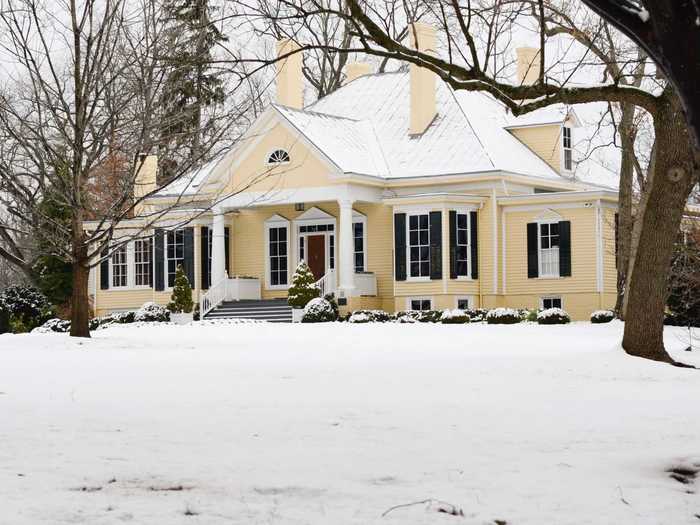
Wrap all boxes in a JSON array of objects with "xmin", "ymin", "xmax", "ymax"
[{"xmin": 562, "ymin": 126, "xmax": 573, "ymax": 171}]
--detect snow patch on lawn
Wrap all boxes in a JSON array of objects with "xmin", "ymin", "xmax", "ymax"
[{"xmin": 0, "ymin": 321, "xmax": 699, "ymax": 524}]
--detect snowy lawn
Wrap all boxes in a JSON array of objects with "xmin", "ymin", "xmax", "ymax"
[{"xmin": 1, "ymin": 321, "xmax": 699, "ymax": 525}]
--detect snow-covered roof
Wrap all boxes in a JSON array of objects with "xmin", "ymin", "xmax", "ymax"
[{"xmin": 156, "ymin": 156, "xmax": 224, "ymax": 197}]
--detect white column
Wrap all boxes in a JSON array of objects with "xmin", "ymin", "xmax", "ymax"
[
  {"xmin": 211, "ymin": 208, "xmax": 227, "ymax": 285},
  {"xmin": 338, "ymin": 199, "xmax": 355, "ymax": 297}
]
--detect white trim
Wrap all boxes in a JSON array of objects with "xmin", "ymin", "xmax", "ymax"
[
  {"xmin": 452, "ymin": 209, "xmax": 473, "ymax": 279},
  {"xmin": 294, "ymin": 206, "xmax": 335, "ymax": 223},
  {"xmin": 265, "ymin": 148, "xmax": 291, "ymax": 166},
  {"xmin": 406, "ymin": 296, "xmax": 434, "ymax": 311},
  {"xmin": 561, "ymin": 126, "xmax": 573, "ymax": 173},
  {"xmin": 498, "ymin": 189, "xmax": 618, "ymax": 204},
  {"xmin": 595, "ymin": 200, "xmax": 604, "ymax": 293},
  {"xmin": 353, "ymin": 214, "xmax": 368, "ymax": 273},
  {"xmin": 405, "ymin": 210, "xmax": 432, "ymax": 280},
  {"xmin": 536, "ymin": 218, "xmax": 561, "ymax": 279},
  {"xmin": 534, "ymin": 208, "xmax": 564, "ymax": 222},
  {"xmin": 503, "ymin": 202, "xmax": 610, "ymax": 213},
  {"xmin": 491, "ymin": 189, "xmax": 498, "ymax": 294},
  {"xmin": 501, "ymin": 208, "xmax": 507, "ymax": 294},
  {"xmin": 540, "ymin": 295, "xmax": 563, "ymax": 310},
  {"xmin": 264, "ymin": 214, "xmax": 291, "ymax": 290}
]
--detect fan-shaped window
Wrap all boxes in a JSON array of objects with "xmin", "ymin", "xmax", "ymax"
[{"xmin": 267, "ymin": 149, "xmax": 290, "ymax": 164}]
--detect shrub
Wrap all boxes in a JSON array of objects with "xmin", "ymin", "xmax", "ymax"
[
  {"xmin": 591, "ymin": 310, "xmax": 615, "ymax": 324},
  {"xmin": 34, "ymin": 318, "xmax": 71, "ymax": 333},
  {"xmin": 347, "ymin": 309, "xmax": 392, "ymax": 323},
  {"xmin": 301, "ymin": 297, "xmax": 337, "ymax": 323},
  {"xmin": 288, "ymin": 261, "xmax": 320, "ymax": 309},
  {"xmin": 521, "ymin": 309, "xmax": 539, "ymax": 322},
  {"xmin": 537, "ymin": 308, "xmax": 571, "ymax": 325},
  {"xmin": 193, "ymin": 303, "xmax": 201, "ymax": 321},
  {"xmin": 465, "ymin": 308, "xmax": 488, "ymax": 322},
  {"xmin": 0, "ymin": 305, "xmax": 8, "ymax": 335},
  {"xmin": 324, "ymin": 293, "xmax": 340, "ymax": 319},
  {"xmin": 134, "ymin": 302, "xmax": 170, "ymax": 323},
  {"xmin": 485, "ymin": 308, "xmax": 521, "ymax": 325},
  {"xmin": 394, "ymin": 310, "xmax": 419, "ymax": 323},
  {"xmin": 416, "ymin": 310, "xmax": 442, "ymax": 323},
  {"xmin": 167, "ymin": 265, "xmax": 193, "ymax": 313},
  {"xmin": 440, "ymin": 309, "xmax": 471, "ymax": 324},
  {"xmin": 0, "ymin": 285, "xmax": 53, "ymax": 331}
]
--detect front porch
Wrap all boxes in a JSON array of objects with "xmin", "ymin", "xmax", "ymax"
[{"xmin": 199, "ymin": 191, "xmax": 382, "ymax": 317}]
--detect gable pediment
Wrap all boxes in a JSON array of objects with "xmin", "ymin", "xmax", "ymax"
[
  {"xmin": 535, "ymin": 208, "xmax": 563, "ymax": 222},
  {"xmin": 294, "ymin": 206, "xmax": 334, "ymax": 222}
]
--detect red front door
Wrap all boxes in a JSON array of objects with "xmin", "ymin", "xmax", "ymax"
[{"xmin": 307, "ymin": 235, "xmax": 326, "ymax": 280}]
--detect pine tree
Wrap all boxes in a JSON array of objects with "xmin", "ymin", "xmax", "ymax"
[
  {"xmin": 287, "ymin": 261, "xmax": 320, "ymax": 308},
  {"xmin": 167, "ymin": 265, "xmax": 194, "ymax": 313},
  {"xmin": 159, "ymin": 0, "xmax": 228, "ymax": 179}
]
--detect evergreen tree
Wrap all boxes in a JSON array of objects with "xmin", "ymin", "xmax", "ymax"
[
  {"xmin": 159, "ymin": 0, "xmax": 227, "ymax": 179},
  {"xmin": 167, "ymin": 265, "xmax": 194, "ymax": 313},
  {"xmin": 287, "ymin": 261, "xmax": 320, "ymax": 308}
]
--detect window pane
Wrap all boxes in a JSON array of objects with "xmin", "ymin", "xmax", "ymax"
[
  {"xmin": 457, "ymin": 299, "xmax": 469, "ymax": 309},
  {"xmin": 409, "ymin": 215, "xmax": 418, "ymax": 229},
  {"xmin": 457, "ymin": 230, "xmax": 467, "ymax": 245},
  {"xmin": 278, "ymin": 228, "xmax": 286, "ymax": 241},
  {"xmin": 457, "ymin": 214, "xmax": 467, "ymax": 229},
  {"xmin": 420, "ymin": 246, "xmax": 429, "ymax": 261},
  {"xmin": 279, "ymin": 242, "xmax": 287, "ymax": 256},
  {"xmin": 409, "ymin": 231, "xmax": 418, "ymax": 245},
  {"xmin": 270, "ymin": 228, "xmax": 278, "ymax": 241},
  {"xmin": 354, "ymin": 238, "xmax": 362, "ymax": 252},
  {"xmin": 420, "ymin": 262, "xmax": 429, "ymax": 276},
  {"xmin": 419, "ymin": 230, "xmax": 428, "ymax": 245},
  {"xmin": 419, "ymin": 215, "xmax": 428, "ymax": 229},
  {"xmin": 410, "ymin": 262, "xmax": 419, "ymax": 276},
  {"xmin": 279, "ymin": 272, "xmax": 287, "ymax": 285}
]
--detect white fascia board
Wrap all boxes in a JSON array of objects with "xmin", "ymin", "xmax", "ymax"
[
  {"xmin": 383, "ymin": 193, "xmax": 487, "ymax": 207},
  {"xmin": 498, "ymin": 189, "xmax": 619, "ymax": 206}
]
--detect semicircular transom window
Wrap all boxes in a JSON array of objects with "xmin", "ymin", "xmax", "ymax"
[{"xmin": 267, "ymin": 149, "xmax": 290, "ymax": 164}]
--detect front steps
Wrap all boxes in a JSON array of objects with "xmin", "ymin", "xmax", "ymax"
[{"xmin": 203, "ymin": 299, "xmax": 293, "ymax": 323}]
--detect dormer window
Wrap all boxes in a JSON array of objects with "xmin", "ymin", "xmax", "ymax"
[
  {"xmin": 267, "ymin": 149, "xmax": 290, "ymax": 165},
  {"xmin": 562, "ymin": 126, "xmax": 573, "ymax": 171}
]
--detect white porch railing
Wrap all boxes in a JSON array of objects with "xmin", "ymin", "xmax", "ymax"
[
  {"xmin": 315, "ymin": 268, "xmax": 337, "ymax": 297},
  {"xmin": 200, "ymin": 274, "xmax": 228, "ymax": 318}
]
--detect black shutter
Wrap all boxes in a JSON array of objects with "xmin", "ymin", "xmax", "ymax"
[
  {"xmin": 470, "ymin": 211, "xmax": 478, "ymax": 279},
  {"xmin": 100, "ymin": 248, "xmax": 109, "ymax": 290},
  {"xmin": 429, "ymin": 211, "xmax": 442, "ymax": 280},
  {"xmin": 154, "ymin": 228, "xmax": 165, "ymax": 291},
  {"xmin": 449, "ymin": 210, "xmax": 457, "ymax": 279},
  {"xmin": 183, "ymin": 227, "xmax": 195, "ymax": 286},
  {"xmin": 394, "ymin": 213, "xmax": 406, "ymax": 281},
  {"xmin": 224, "ymin": 227, "xmax": 230, "ymax": 276},
  {"xmin": 559, "ymin": 220, "xmax": 572, "ymax": 277},
  {"xmin": 527, "ymin": 222, "xmax": 539, "ymax": 278},
  {"xmin": 200, "ymin": 226, "xmax": 209, "ymax": 290}
]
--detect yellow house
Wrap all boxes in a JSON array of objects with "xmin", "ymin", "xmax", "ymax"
[{"xmin": 87, "ymin": 27, "xmax": 619, "ymax": 321}]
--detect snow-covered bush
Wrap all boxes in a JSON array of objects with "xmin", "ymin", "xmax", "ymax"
[
  {"xmin": 537, "ymin": 308, "xmax": 571, "ymax": 325},
  {"xmin": 302, "ymin": 297, "xmax": 337, "ymax": 323},
  {"xmin": 394, "ymin": 311, "xmax": 419, "ymax": 323},
  {"xmin": 347, "ymin": 309, "xmax": 391, "ymax": 323},
  {"xmin": 287, "ymin": 261, "xmax": 320, "ymax": 309},
  {"xmin": 0, "ymin": 305, "xmax": 8, "ymax": 334},
  {"xmin": 394, "ymin": 310, "xmax": 441, "ymax": 323},
  {"xmin": 134, "ymin": 302, "xmax": 170, "ymax": 323},
  {"xmin": 33, "ymin": 318, "xmax": 71, "ymax": 333},
  {"xmin": 324, "ymin": 293, "xmax": 340, "ymax": 320},
  {"xmin": 440, "ymin": 309, "xmax": 471, "ymax": 324},
  {"xmin": 464, "ymin": 308, "xmax": 488, "ymax": 322},
  {"xmin": 591, "ymin": 310, "xmax": 615, "ymax": 324},
  {"xmin": 166, "ymin": 265, "xmax": 193, "ymax": 313},
  {"xmin": 0, "ymin": 285, "xmax": 53, "ymax": 331},
  {"xmin": 485, "ymin": 308, "xmax": 521, "ymax": 325}
]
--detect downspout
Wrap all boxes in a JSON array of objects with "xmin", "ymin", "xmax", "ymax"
[
  {"xmin": 595, "ymin": 199, "xmax": 604, "ymax": 309},
  {"xmin": 478, "ymin": 201, "xmax": 484, "ymax": 308}
]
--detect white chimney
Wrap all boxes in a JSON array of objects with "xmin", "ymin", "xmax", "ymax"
[
  {"xmin": 516, "ymin": 47, "xmax": 540, "ymax": 85},
  {"xmin": 133, "ymin": 154, "xmax": 158, "ymax": 216},
  {"xmin": 344, "ymin": 62, "xmax": 372, "ymax": 84},
  {"xmin": 276, "ymin": 39, "xmax": 303, "ymax": 109},
  {"xmin": 408, "ymin": 23, "xmax": 437, "ymax": 136}
]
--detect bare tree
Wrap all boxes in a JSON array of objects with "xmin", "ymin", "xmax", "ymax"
[{"xmin": 230, "ymin": 0, "xmax": 698, "ymax": 365}]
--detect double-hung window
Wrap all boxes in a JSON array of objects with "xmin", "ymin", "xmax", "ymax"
[
  {"xmin": 353, "ymin": 222, "xmax": 365, "ymax": 272},
  {"xmin": 541, "ymin": 296, "xmax": 562, "ymax": 310},
  {"xmin": 539, "ymin": 222, "xmax": 560, "ymax": 277},
  {"xmin": 134, "ymin": 238, "xmax": 152, "ymax": 287},
  {"xmin": 166, "ymin": 230, "xmax": 184, "ymax": 288},
  {"xmin": 455, "ymin": 212, "xmax": 470, "ymax": 277},
  {"xmin": 269, "ymin": 226, "xmax": 288, "ymax": 286},
  {"xmin": 111, "ymin": 245, "xmax": 128, "ymax": 288},
  {"xmin": 410, "ymin": 298, "xmax": 432, "ymax": 311},
  {"xmin": 562, "ymin": 126, "xmax": 573, "ymax": 171},
  {"xmin": 408, "ymin": 214, "xmax": 430, "ymax": 278}
]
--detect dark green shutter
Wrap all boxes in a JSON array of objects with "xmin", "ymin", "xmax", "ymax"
[
  {"xmin": 154, "ymin": 228, "xmax": 165, "ymax": 291},
  {"xmin": 183, "ymin": 227, "xmax": 195, "ymax": 286},
  {"xmin": 200, "ymin": 226, "xmax": 209, "ymax": 289},
  {"xmin": 224, "ymin": 227, "xmax": 230, "ymax": 276},
  {"xmin": 527, "ymin": 222, "xmax": 538, "ymax": 278},
  {"xmin": 429, "ymin": 211, "xmax": 442, "ymax": 280},
  {"xmin": 470, "ymin": 211, "xmax": 478, "ymax": 279},
  {"xmin": 394, "ymin": 213, "xmax": 406, "ymax": 281},
  {"xmin": 99, "ymin": 248, "xmax": 109, "ymax": 290},
  {"xmin": 449, "ymin": 210, "xmax": 457, "ymax": 279},
  {"xmin": 558, "ymin": 220, "xmax": 572, "ymax": 277}
]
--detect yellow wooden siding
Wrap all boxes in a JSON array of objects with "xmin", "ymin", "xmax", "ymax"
[
  {"xmin": 509, "ymin": 125, "xmax": 562, "ymax": 173},
  {"xmin": 602, "ymin": 208, "xmax": 617, "ymax": 294},
  {"xmin": 355, "ymin": 203, "xmax": 393, "ymax": 300},
  {"xmin": 504, "ymin": 207, "xmax": 597, "ymax": 295},
  {"xmin": 222, "ymin": 123, "xmax": 340, "ymax": 197},
  {"xmin": 503, "ymin": 292, "xmax": 607, "ymax": 321}
]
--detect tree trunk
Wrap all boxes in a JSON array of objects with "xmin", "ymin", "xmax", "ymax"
[
  {"xmin": 622, "ymin": 90, "xmax": 697, "ymax": 364},
  {"xmin": 614, "ymin": 103, "xmax": 637, "ymax": 318},
  {"xmin": 69, "ymin": 234, "xmax": 91, "ymax": 338}
]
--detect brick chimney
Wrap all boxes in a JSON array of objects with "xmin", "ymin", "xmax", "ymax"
[
  {"xmin": 344, "ymin": 62, "xmax": 372, "ymax": 84},
  {"xmin": 276, "ymin": 39, "xmax": 303, "ymax": 109},
  {"xmin": 408, "ymin": 23, "xmax": 437, "ymax": 135},
  {"xmin": 516, "ymin": 47, "xmax": 540, "ymax": 85}
]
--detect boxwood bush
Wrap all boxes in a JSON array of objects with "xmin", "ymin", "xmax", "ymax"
[
  {"xmin": 0, "ymin": 285, "xmax": 54, "ymax": 331},
  {"xmin": 537, "ymin": 308, "xmax": 571, "ymax": 325},
  {"xmin": 302, "ymin": 297, "xmax": 338, "ymax": 323},
  {"xmin": 134, "ymin": 302, "xmax": 170, "ymax": 323},
  {"xmin": 347, "ymin": 309, "xmax": 391, "ymax": 323},
  {"xmin": 485, "ymin": 308, "xmax": 521, "ymax": 325},
  {"xmin": 440, "ymin": 309, "xmax": 471, "ymax": 324},
  {"xmin": 591, "ymin": 310, "xmax": 615, "ymax": 324}
]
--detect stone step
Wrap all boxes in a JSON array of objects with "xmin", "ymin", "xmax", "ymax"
[{"xmin": 204, "ymin": 299, "xmax": 293, "ymax": 322}]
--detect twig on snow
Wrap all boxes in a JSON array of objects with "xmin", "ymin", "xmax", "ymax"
[{"xmin": 381, "ymin": 498, "xmax": 464, "ymax": 517}]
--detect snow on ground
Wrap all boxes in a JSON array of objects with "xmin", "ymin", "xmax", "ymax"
[{"xmin": 1, "ymin": 321, "xmax": 699, "ymax": 525}]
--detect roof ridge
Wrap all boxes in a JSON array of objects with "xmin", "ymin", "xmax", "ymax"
[
  {"xmin": 273, "ymin": 102, "xmax": 362, "ymax": 122},
  {"xmin": 446, "ymin": 85, "xmax": 496, "ymax": 170},
  {"xmin": 304, "ymin": 70, "xmax": 407, "ymax": 112}
]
